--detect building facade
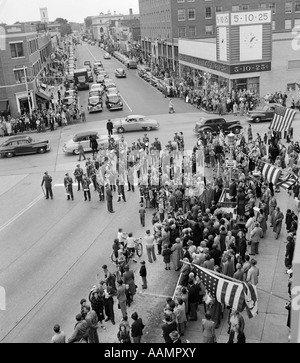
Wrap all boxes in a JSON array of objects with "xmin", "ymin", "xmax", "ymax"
[
  {"xmin": 139, "ymin": 0, "xmax": 300, "ymax": 75},
  {"xmin": 92, "ymin": 12, "xmax": 125, "ymax": 41},
  {"xmin": 0, "ymin": 23, "xmax": 53, "ymax": 118}
]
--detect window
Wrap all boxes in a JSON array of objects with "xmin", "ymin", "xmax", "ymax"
[
  {"xmin": 188, "ymin": 8, "xmax": 195, "ymax": 20},
  {"xmin": 178, "ymin": 27, "xmax": 186, "ymax": 37},
  {"xmin": 240, "ymin": 4, "xmax": 249, "ymax": 10},
  {"xmin": 268, "ymin": 2, "xmax": 276, "ymax": 14},
  {"xmin": 14, "ymin": 69, "xmax": 25, "ymax": 83},
  {"xmin": 285, "ymin": 2, "xmax": 292, "ymax": 13},
  {"xmin": 205, "ymin": 7, "xmax": 212, "ymax": 18},
  {"xmin": 259, "ymin": 3, "xmax": 267, "ymax": 9},
  {"xmin": 295, "ymin": 19, "xmax": 300, "ymax": 28},
  {"xmin": 205, "ymin": 25, "xmax": 213, "ymax": 35},
  {"xmin": 285, "ymin": 19, "xmax": 292, "ymax": 29},
  {"xmin": 272, "ymin": 21, "xmax": 276, "ymax": 31},
  {"xmin": 178, "ymin": 9, "xmax": 185, "ymax": 21},
  {"xmin": 296, "ymin": 1, "xmax": 300, "ymax": 12},
  {"xmin": 188, "ymin": 26, "xmax": 196, "ymax": 37},
  {"xmin": 232, "ymin": 5, "xmax": 239, "ymax": 11},
  {"xmin": 216, "ymin": 6, "xmax": 223, "ymax": 13},
  {"xmin": 10, "ymin": 42, "xmax": 24, "ymax": 58}
]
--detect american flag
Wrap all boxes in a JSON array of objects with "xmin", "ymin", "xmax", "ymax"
[
  {"xmin": 270, "ymin": 105, "xmax": 297, "ymax": 132},
  {"xmin": 277, "ymin": 173, "xmax": 298, "ymax": 190},
  {"xmin": 242, "ymin": 282, "xmax": 258, "ymax": 318},
  {"xmin": 242, "ymin": 154, "xmax": 282, "ymax": 185},
  {"xmin": 193, "ymin": 265, "xmax": 245, "ymax": 312}
]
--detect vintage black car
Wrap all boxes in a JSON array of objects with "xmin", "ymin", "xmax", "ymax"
[
  {"xmin": 0, "ymin": 136, "xmax": 51, "ymax": 158},
  {"xmin": 194, "ymin": 117, "xmax": 242, "ymax": 135}
]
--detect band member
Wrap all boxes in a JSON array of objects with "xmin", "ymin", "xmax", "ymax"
[
  {"xmin": 41, "ymin": 171, "xmax": 53, "ymax": 200},
  {"xmin": 64, "ymin": 173, "xmax": 74, "ymax": 200},
  {"xmin": 74, "ymin": 164, "xmax": 84, "ymax": 191}
]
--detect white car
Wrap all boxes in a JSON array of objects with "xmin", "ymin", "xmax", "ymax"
[
  {"xmin": 90, "ymin": 84, "xmax": 104, "ymax": 93},
  {"xmin": 63, "ymin": 131, "xmax": 119, "ymax": 155},
  {"xmin": 104, "ymin": 52, "xmax": 111, "ymax": 59}
]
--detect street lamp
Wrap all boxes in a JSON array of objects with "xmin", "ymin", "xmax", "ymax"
[{"xmin": 227, "ymin": 132, "xmax": 235, "ymax": 183}]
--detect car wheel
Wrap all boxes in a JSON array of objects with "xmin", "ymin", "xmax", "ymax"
[
  {"xmin": 233, "ymin": 127, "xmax": 241, "ymax": 134},
  {"xmin": 37, "ymin": 147, "xmax": 46, "ymax": 154},
  {"xmin": 117, "ymin": 127, "xmax": 125, "ymax": 134},
  {"xmin": 6, "ymin": 152, "xmax": 14, "ymax": 158},
  {"xmin": 73, "ymin": 149, "xmax": 80, "ymax": 155},
  {"xmin": 254, "ymin": 117, "xmax": 261, "ymax": 123}
]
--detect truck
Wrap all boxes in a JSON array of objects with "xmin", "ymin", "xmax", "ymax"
[{"xmin": 73, "ymin": 68, "xmax": 89, "ymax": 91}]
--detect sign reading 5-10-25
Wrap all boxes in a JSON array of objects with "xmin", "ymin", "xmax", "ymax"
[{"xmin": 231, "ymin": 11, "xmax": 272, "ymax": 26}]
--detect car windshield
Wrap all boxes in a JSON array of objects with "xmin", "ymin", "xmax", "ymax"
[
  {"xmin": 109, "ymin": 96, "xmax": 120, "ymax": 103},
  {"xmin": 89, "ymin": 97, "xmax": 101, "ymax": 105}
]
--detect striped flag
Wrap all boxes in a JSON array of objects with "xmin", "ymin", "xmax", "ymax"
[
  {"xmin": 242, "ymin": 282, "xmax": 258, "ymax": 318},
  {"xmin": 277, "ymin": 173, "xmax": 298, "ymax": 190},
  {"xmin": 270, "ymin": 105, "xmax": 297, "ymax": 132},
  {"xmin": 243, "ymin": 154, "xmax": 282, "ymax": 185},
  {"xmin": 219, "ymin": 130, "xmax": 226, "ymax": 146},
  {"xmin": 193, "ymin": 265, "xmax": 245, "ymax": 312}
]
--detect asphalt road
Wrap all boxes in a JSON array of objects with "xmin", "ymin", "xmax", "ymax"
[{"xmin": 0, "ymin": 43, "xmax": 299, "ymax": 343}]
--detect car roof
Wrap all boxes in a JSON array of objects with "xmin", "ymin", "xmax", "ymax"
[
  {"xmin": 126, "ymin": 115, "xmax": 145, "ymax": 119},
  {"xmin": 89, "ymin": 95, "xmax": 101, "ymax": 100},
  {"xmin": 108, "ymin": 93, "xmax": 120, "ymax": 98},
  {"xmin": 74, "ymin": 131, "xmax": 98, "ymax": 138},
  {"xmin": 6, "ymin": 135, "xmax": 30, "ymax": 142}
]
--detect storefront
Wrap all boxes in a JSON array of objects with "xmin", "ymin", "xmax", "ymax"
[
  {"xmin": 15, "ymin": 91, "xmax": 35, "ymax": 115},
  {"xmin": 0, "ymin": 99, "xmax": 10, "ymax": 118}
]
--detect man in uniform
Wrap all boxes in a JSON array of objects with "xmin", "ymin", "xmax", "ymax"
[
  {"xmin": 41, "ymin": 171, "xmax": 53, "ymax": 200},
  {"xmin": 77, "ymin": 141, "xmax": 86, "ymax": 161},
  {"xmin": 64, "ymin": 173, "xmax": 74, "ymax": 200},
  {"xmin": 74, "ymin": 164, "xmax": 84, "ymax": 191},
  {"xmin": 107, "ymin": 119, "xmax": 113, "ymax": 136}
]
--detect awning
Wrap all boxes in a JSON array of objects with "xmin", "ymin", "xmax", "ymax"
[
  {"xmin": 36, "ymin": 91, "xmax": 51, "ymax": 102},
  {"xmin": 0, "ymin": 99, "xmax": 9, "ymax": 112}
]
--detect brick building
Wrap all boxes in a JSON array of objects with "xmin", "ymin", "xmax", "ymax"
[
  {"xmin": 139, "ymin": 0, "xmax": 300, "ymax": 74},
  {"xmin": 0, "ymin": 23, "xmax": 53, "ymax": 118}
]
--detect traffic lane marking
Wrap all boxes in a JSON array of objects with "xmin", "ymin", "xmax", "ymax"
[
  {"xmin": 0, "ymin": 184, "xmax": 66, "ymax": 234},
  {"xmin": 119, "ymin": 93, "xmax": 133, "ymax": 113}
]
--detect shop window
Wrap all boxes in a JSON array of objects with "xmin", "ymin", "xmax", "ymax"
[
  {"xmin": 10, "ymin": 42, "xmax": 24, "ymax": 58},
  {"xmin": 205, "ymin": 7, "xmax": 212, "ymax": 19}
]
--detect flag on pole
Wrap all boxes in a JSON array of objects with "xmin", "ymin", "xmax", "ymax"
[
  {"xmin": 277, "ymin": 173, "xmax": 298, "ymax": 190},
  {"xmin": 242, "ymin": 282, "xmax": 258, "ymax": 318},
  {"xmin": 270, "ymin": 105, "xmax": 297, "ymax": 132},
  {"xmin": 193, "ymin": 265, "xmax": 245, "ymax": 312}
]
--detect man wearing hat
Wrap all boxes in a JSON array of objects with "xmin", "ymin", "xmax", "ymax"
[
  {"xmin": 169, "ymin": 330, "xmax": 182, "ymax": 343},
  {"xmin": 67, "ymin": 313, "xmax": 89, "ymax": 343},
  {"xmin": 41, "ymin": 171, "xmax": 53, "ymax": 200},
  {"xmin": 74, "ymin": 164, "xmax": 84, "ymax": 191},
  {"xmin": 153, "ymin": 137, "xmax": 161, "ymax": 151},
  {"xmin": 64, "ymin": 173, "xmax": 74, "ymax": 200}
]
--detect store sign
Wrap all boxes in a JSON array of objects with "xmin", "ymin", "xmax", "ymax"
[
  {"xmin": 230, "ymin": 61, "xmax": 271, "ymax": 74},
  {"xmin": 231, "ymin": 10, "xmax": 272, "ymax": 26},
  {"xmin": 179, "ymin": 54, "xmax": 271, "ymax": 75},
  {"xmin": 226, "ymin": 160, "xmax": 237, "ymax": 168}
]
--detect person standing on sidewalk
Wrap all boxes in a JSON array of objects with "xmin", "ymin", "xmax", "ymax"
[
  {"xmin": 144, "ymin": 230, "xmax": 156, "ymax": 263},
  {"xmin": 131, "ymin": 312, "xmax": 145, "ymax": 343},
  {"xmin": 107, "ymin": 119, "xmax": 113, "ymax": 136},
  {"xmin": 123, "ymin": 265, "xmax": 137, "ymax": 303},
  {"xmin": 139, "ymin": 204, "xmax": 146, "ymax": 227},
  {"xmin": 246, "ymin": 258, "xmax": 259, "ymax": 286},
  {"xmin": 41, "ymin": 171, "xmax": 53, "ymax": 200},
  {"xmin": 106, "ymin": 184, "xmax": 115, "ymax": 213},
  {"xmin": 82, "ymin": 174, "xmax": 91, "ymax": 201},
  {"xmin": 116, "ymin": 279, "xmax": 127, "ymax": 320},
  {"xmin": 139, "ymin": 261, "xmax": 147, "ymax": 289},
  {"xmin": 249, "ymin": 222, "xmax": 263, "ymax": 255},
  {"xmin": 64, "ymin": 173, "xmax": 74, "ymax": 201},
  {"xmin": 74, "ymin": 164, "xmax": 84, "ymax": 191},
  {"xmin": 104, "ymin": 285, "xmax": 116, "ymax": 325},
  {"xmin": 273, "ymin": 206, "xmax": 284, "ymax": 239},
  {"xmin": 77, "ymin": 142, "xmax": 86, "ymax": 161},
  {"xmin": 51, "ymin": 324, "xmax": 66, "ymax": 343},
  {"xmin": 83, "ymin": 305, "xmax": 99, "ymax": 343}
]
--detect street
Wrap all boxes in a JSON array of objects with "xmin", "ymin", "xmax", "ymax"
[{"xmin": 0, "ymin": 43, "xmax": 297, "ymax": 343}]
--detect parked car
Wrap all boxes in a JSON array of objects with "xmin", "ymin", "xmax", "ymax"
[
  {"xmin": 113, "ymin": 115, "xmax": 160, "ymax": 133},
  {"xmin": 64, "ymin": 90, "xmax": 78, "ymax": 98},
  {"xmin": 104, "ymin": 79, "xmax": 116, "ymax": 89},
  {"xmin": 106, "ymin": 87, "xmax": 119, "ymax": 98},
  {"xmin": 87, "ymin": 70, "xmax": 94, "ymax": 83},
  {"xmin": 63, "ymin": 131, "xmax": 119, "ymax": 155},
  {"xmin": 89, "ymin": 89, "xmax": 104, "ymax": 98},
  {"xmin": 127, "ymin": 60, "xmax": 137, "ymax": 69},
  {"xmin": 97, "ymin": 70, "xmax": 108, "ymax": 78},
  {"xmin": 62, "ymin": 96, "xmax": 77, "ymax": 107},
  {"xmin": 106, "ymin": 93, "xmax": 123, "ymax": 111},
  {"xmin": 115, "ymin": 68, "xmax": 126, "ymax": 78},
  {"xmin": 87, "ymin": 95, "xmax": 103, "ymax": 113},
  {"xmin": 96, "ymin": 74, "xmax": 105, "ymax": 84},
  {"xmin": 104, "ymin": 52, "xmax": 111, "ymax": 59},
  {"xmin": 93, "ymin": 61, "xmax": 103, "ymax": 72},
  {"xmin": 194, "ymin": 117, "xmax": 242, "ymax": 135},
  {"xmin": 84, "ymin": 60, "xmax": 91, "ymax": 68},
  {"xmin": 246, "ymin": 103, "xmax": 279, "ymax": 123},
  {"xmin": 0, "ymin": 136, "xmax": 51, "ymax": 158}
]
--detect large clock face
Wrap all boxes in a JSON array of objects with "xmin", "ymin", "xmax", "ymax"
[{"xmin": 240, "ymin": 25, "xmax": 263, "ymax": 62}]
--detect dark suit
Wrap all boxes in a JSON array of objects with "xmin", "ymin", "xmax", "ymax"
[
  {"xmin": 107, "ymin": 121, "xmax": 113, "ymax": 136},
  {"xmin": 41, "ymin": 174, "xmax": 53, "ymax": 199},
  {"xmin": 106, "ymin": 187, "xmax": 114, "ymax": 212},
  {"xmin": 64, "ymin": 176, "xmax": 74, "ymax": 200}
]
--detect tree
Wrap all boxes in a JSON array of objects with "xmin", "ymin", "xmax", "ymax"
[
  {"xmin": 84, "ymin": 16, "xmax": 93, "ymax": 29},
  {"xmin": 54, "ymin": 18, "xmax": 72, "ymax": 37}
]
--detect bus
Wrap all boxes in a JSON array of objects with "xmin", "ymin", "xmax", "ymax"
[{"xmin": 74, "ymin": 68, "xmax": 89, "ymax": 90}]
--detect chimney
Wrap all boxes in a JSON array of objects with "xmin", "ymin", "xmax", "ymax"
[{"xmin": 129, "ymin": 8, "xmax": 133, "ymax": 16}]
